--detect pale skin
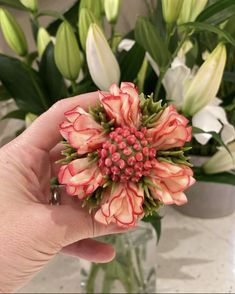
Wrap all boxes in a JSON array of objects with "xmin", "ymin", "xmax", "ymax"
[{"xmin": 0, "ymin": 92, "xmax": 127, "ymax": 293}]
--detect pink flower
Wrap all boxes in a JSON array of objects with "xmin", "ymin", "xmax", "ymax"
[
  {"xmin": 60, "ymin": 106, "xmax": 107, "ymax": 154},
  {"xmin": 58, "ymin": 158, "xmax": 105, "ymax": 199},
  {"xmin": 99, "ymin": 82, "xmax": 140, "ymax": 128},
  {"xmin": 146, "ymin": 105, "xmax": 192, "ymax": 150},
  {"xmin": 58, "ymin": 83, "xmax": 195, "ymax": 228},
  {"xmin": 147, "ymin": 160, "xmax": 195, "ymax": 205},
  {"xmin": 95, "ymin": 183, "xmax": 144, "ymax": 227}
]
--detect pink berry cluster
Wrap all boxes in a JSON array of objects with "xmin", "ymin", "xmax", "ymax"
[{"xmin": 98, "ymin": 126, "xmax": 156, "ymax": 183}]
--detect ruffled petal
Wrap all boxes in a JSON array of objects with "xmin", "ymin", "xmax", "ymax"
[
  {"xmin": 95, "ymin": 183, "xmax": 144, "ymax": 227},
  {"xmin": 58, "ymin": 158, "xmax": 105, "ymax": 199},
  {"xmin": 60, "ymin": 106, "xmax": 107, "ymax": 154},
  {"xmin": 99, "ymin": 83, "xmax": 140, "ymax": 128}
]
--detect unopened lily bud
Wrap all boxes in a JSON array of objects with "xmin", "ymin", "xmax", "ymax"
[
  {"xmin": 20, "ymin": 0, "xmax": 38, "ymax": 12},
  {"xmin": 55, "ymin": 21, "xmax": 81, "ymax": 81},
  {"xmin": 79, "ymin": 8, "xmax": 97, "ymax": 50},
  {"xmin": 86, "ymin": 23, "xmax": 120, "ymax": 90},
  {"xmin": 203, "ymin": 142, "xmax": 235, "ymax": 174},
  {"xmin": 37, "ymin": 27, "xmax": 51, "ymax": 58},
  {"xmin": 182, "ymin": 43, "xmax": 226, "ymax": 116},
  {"xmin": 162, "ymin": 0, "xmax": 183, "ymax": 24},
  {"xmin": 79, "ymin": 0, "xmax": 104, "ymax": 19},
  {"xmin": 25, "ymin": 113, "xmax": 37, "ymax": 128},
  {"xmin": 177, "ymin": 0, "xmax": 208, "ymax": 25},
  {"xmin": 104, "ymin": 0, "xmax": 122, "ymax": 24},
  {"xmin": 0, "ymin": 8, "xmax": 28, "ymax": 56}
]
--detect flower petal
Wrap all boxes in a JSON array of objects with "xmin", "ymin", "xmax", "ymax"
[{"xmin": 99, "ymin": 83, "xmax": 140, "ymax": 128}]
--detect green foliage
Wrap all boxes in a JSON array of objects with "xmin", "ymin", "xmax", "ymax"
[
  {"xmin": 0, "ymin": 54, "xmax": 49, "ymax": 114},
  {"xmin": 135, "ymin": 16, "xmax": 170, "ymax": 68},
  {"xmin": 197, "ymin": 0, "xmax": 235, "ymax": 25}
]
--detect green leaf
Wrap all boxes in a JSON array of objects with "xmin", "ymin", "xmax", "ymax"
[
  {"xmin": 46, "ymin": 1, "xmax": 80, "ymax": 36},
  {"xmin": 142, "ymin": 213, "xmax": 162, "ymax": 243},
  {"xmin": 39, "ymin": 42, "xmax": 67, "ymax": 103},
  {"xmin": 0, "ymin": 54, "xmax": 49, "ymax": 114},
  {"xmin": 192, "ymin": 127, "xmax": 233, "ymax": 158},
  {"xmin": 0, "ymin": 84, "xmax": 11, "ymax": 101},
  {"xmin": 0, "ymin": 0, "xmax": 26, "ymax": 10},
  {"xmin": 223, "ymin": 71, "xmax": 235, "ymax": 83},
  {"xmin": 194, "ymin": 167, "xmax": 235, "ymax": 186},
  {"xmin": 196, "ymin": 0, "xmax": 235, "ymax": 25},
  {"xmin": 135, "ymin": 16, "xmax": 170, "ymax": 68},
  {"xmin": 2, "ymin": 109, "xmax": 26, "ymax": 120},
  {"xmin": 119, "ymin": 42, "xmax": 145, "ymax": 82},
  {"xmin": 179, "ymin": 21, "xmax": 235, "ymax": 47}
]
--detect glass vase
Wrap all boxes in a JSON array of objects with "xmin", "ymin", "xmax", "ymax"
[{"xmin": 80, "ymin": 221, "xmax": 157, "ymax": 293}]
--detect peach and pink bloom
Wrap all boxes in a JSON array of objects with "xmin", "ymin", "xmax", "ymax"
[{"xmin": 58, "ymin": 82, "xmax": 195, "ymax": 227}]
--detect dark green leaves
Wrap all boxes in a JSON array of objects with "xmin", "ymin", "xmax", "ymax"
[
  {"xmin": 194, "ymin": 167, "xmax": 235, "ymax": 186},
  {"xmin": 3, "ymin": 109, "xmax": 27, "ymax": 120},
  {"xmin": 197, "ymin": 0, "xmax": 235, "ymax": 25},
  {"xmin": 39, "ymin": 42, "xmax": 67, "ymax": 103},
  {"xmin": 143, "ymin": 213, "xmax": 162, "ymax": 243},
  {"xmin": 119, "ymin": 42, "xmax": 145, "ymax": 81},
  {"xmin": 179, "ymin": 22, "xmax": 235, "ymax": 47},
  {"xmin": 0, "ymin": 0, "xmax": 26, "ymax": 10},
  {"xmin": 0, "ymin": 84, "xmax": 11, "ymax": 101},
  {"xmin": 0, "ymin": 54, "xmax": 49, "ymax": 114},
  {"xmin": 135, "ymin": 17, "xmax": 170, "ymax": 68}
]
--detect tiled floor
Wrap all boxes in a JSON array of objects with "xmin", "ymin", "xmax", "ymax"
[{"xmin": 19, "ymin": 207, "xmax": 235, "ymax": 293}]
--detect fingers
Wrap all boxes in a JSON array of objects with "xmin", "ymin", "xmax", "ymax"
[
  {"xmin": 61, "ymin": 239, "xmax": 115, "ymax": 263},
  {"xmin": 46, "ymin": 204, "xmax": 128, "ymax": 247},
  {"xmin": 17, "ymin": 92, "xmax": 99, "ymax": 152}
]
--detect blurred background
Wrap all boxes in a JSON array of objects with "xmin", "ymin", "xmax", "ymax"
[{"xmin": 0, "ymin": 0, "xmax": 234, "ymax": 293}]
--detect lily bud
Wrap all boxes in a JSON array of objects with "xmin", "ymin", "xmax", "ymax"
[
  {"xmin": 20, "ymin": 0, "xmax": 38, "ymax": 12},
  {"xmin": 25, "ymin": 113, "xmax": 37, "ymax": 128},
  {"xmin": 203, "ymin": 142, "xmax": 235, "ymax": 174},
  {"xmin": 177, "ymin": 0, "xmax": 208, "ymax": 24},
  {"xmin": 79, "ymin": 8, "xmax": 97, "ymax": 50},
  {"xmin": 104, "ymin": 0, "xmax": 122, "ymax": 24},
  {"xmin": 86, "ymin": 23, "xmax": 120, "ymax": 90},
  {"xmin": 0, "ymin": 8, "xmax": 28, "ymax": 56},
  {"xmin": 79, "ymin": 0, "xmax": 104, "ymax": 19},
  {"xmin": 37, "ymin": 27, "xmax": 51, "ymax": 58},
  {"xmin": 54, "ymin": 21, "xmax": 81, "ymax": 81},
  {"xmin": 162, "ymin": 0, "xmax": 183, "ymax": 24},
  {"xmin": 182, "ymin": 43, "xmax": 226, "ymax": 116}
]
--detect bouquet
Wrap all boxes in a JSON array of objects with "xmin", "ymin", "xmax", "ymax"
[{"xmin": 57, "ymin": 82, "xmax": 195, "ymax": 226}]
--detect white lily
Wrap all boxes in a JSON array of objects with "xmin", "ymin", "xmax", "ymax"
[
  {"xmin": 86, "ymin": 23, "xmax": 120, "ymax": 90},
  {"xmin": 203, "ymin": 142, "xmax": 235, "ymax": 174}
]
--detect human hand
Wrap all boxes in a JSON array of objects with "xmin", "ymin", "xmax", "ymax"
[{"xmin": 0, "ymin": 93, "xmax": 126, "ymax": 293}]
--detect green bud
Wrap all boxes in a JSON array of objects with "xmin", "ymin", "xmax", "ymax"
[
  {"xmin": 177, "ymin": 0, "xmax": 208, "ymax": 24},
  {"xmin": 20, "ymin": 0, "xmax": 38, "ymax": 12},
  {"xmin": 25, "ymin": 113, "xmax": 37, "ymax": 128},
  {"xmin": 79, "ymin": 8, "xmax": 98, "ymax": 50},
  {"xmin": 104, "ymin": 0, "xmax": 122, "ymax": 24},
  {"xmin": 79, "ymin": 0, "xmax": 104, "ymax": 19},
  {"xmin": 162, "ymin": 0, "xmax": 183, "ymax": 24},
  {"xmin": 54, "ymin": 21, "xmax": 81, "ymax": 81},
  {"xmin": 37, "ymin": 27, "xmax": 51, "ymax": 58},
  {"xmin": 0, "ymin": 8, "xmax": 28, "ymax": 56}
]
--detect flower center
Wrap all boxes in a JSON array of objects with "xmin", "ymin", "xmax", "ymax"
[{"xmin": 98, "ymin": 127, "xmax": 156, "ymax": 183}]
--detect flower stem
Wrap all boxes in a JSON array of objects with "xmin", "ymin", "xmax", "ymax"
[
  {"xmin": 71, "ymin": 80, "xmax": 77, "ymax": 95},
  {"xmin": 154, "ymin": 31, "xmax": 189, "ymax": 101}
]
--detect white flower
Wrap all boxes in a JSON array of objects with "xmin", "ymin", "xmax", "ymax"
[
  {"xmin": 148, "ymin": 44, "xmax": 233, "ymax": 145},
  {"xmin": 203, "ymin": 142, "xmax": 235, "ymax": 174},
  {"xmin": 192, "ymin": 98, "xmax": 235, "ymax": 145},
  {"xmin": 86, "ymin": 23, "xmax": 120, "ymax": 90}
]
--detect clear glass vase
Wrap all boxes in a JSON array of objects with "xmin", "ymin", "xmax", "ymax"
[{"xmin": 80, "ymin": 221, "xmax": 157, "ymax": 293}]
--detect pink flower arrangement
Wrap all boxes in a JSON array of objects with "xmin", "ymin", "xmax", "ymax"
[{"xmin": 58, "ymin": 82, "xmax": 195, "ymax": 227}]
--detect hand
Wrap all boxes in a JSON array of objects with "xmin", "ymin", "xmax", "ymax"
[{"xmin": 0, "ymin": 93, "xmax": 126, "ymax": 293}]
